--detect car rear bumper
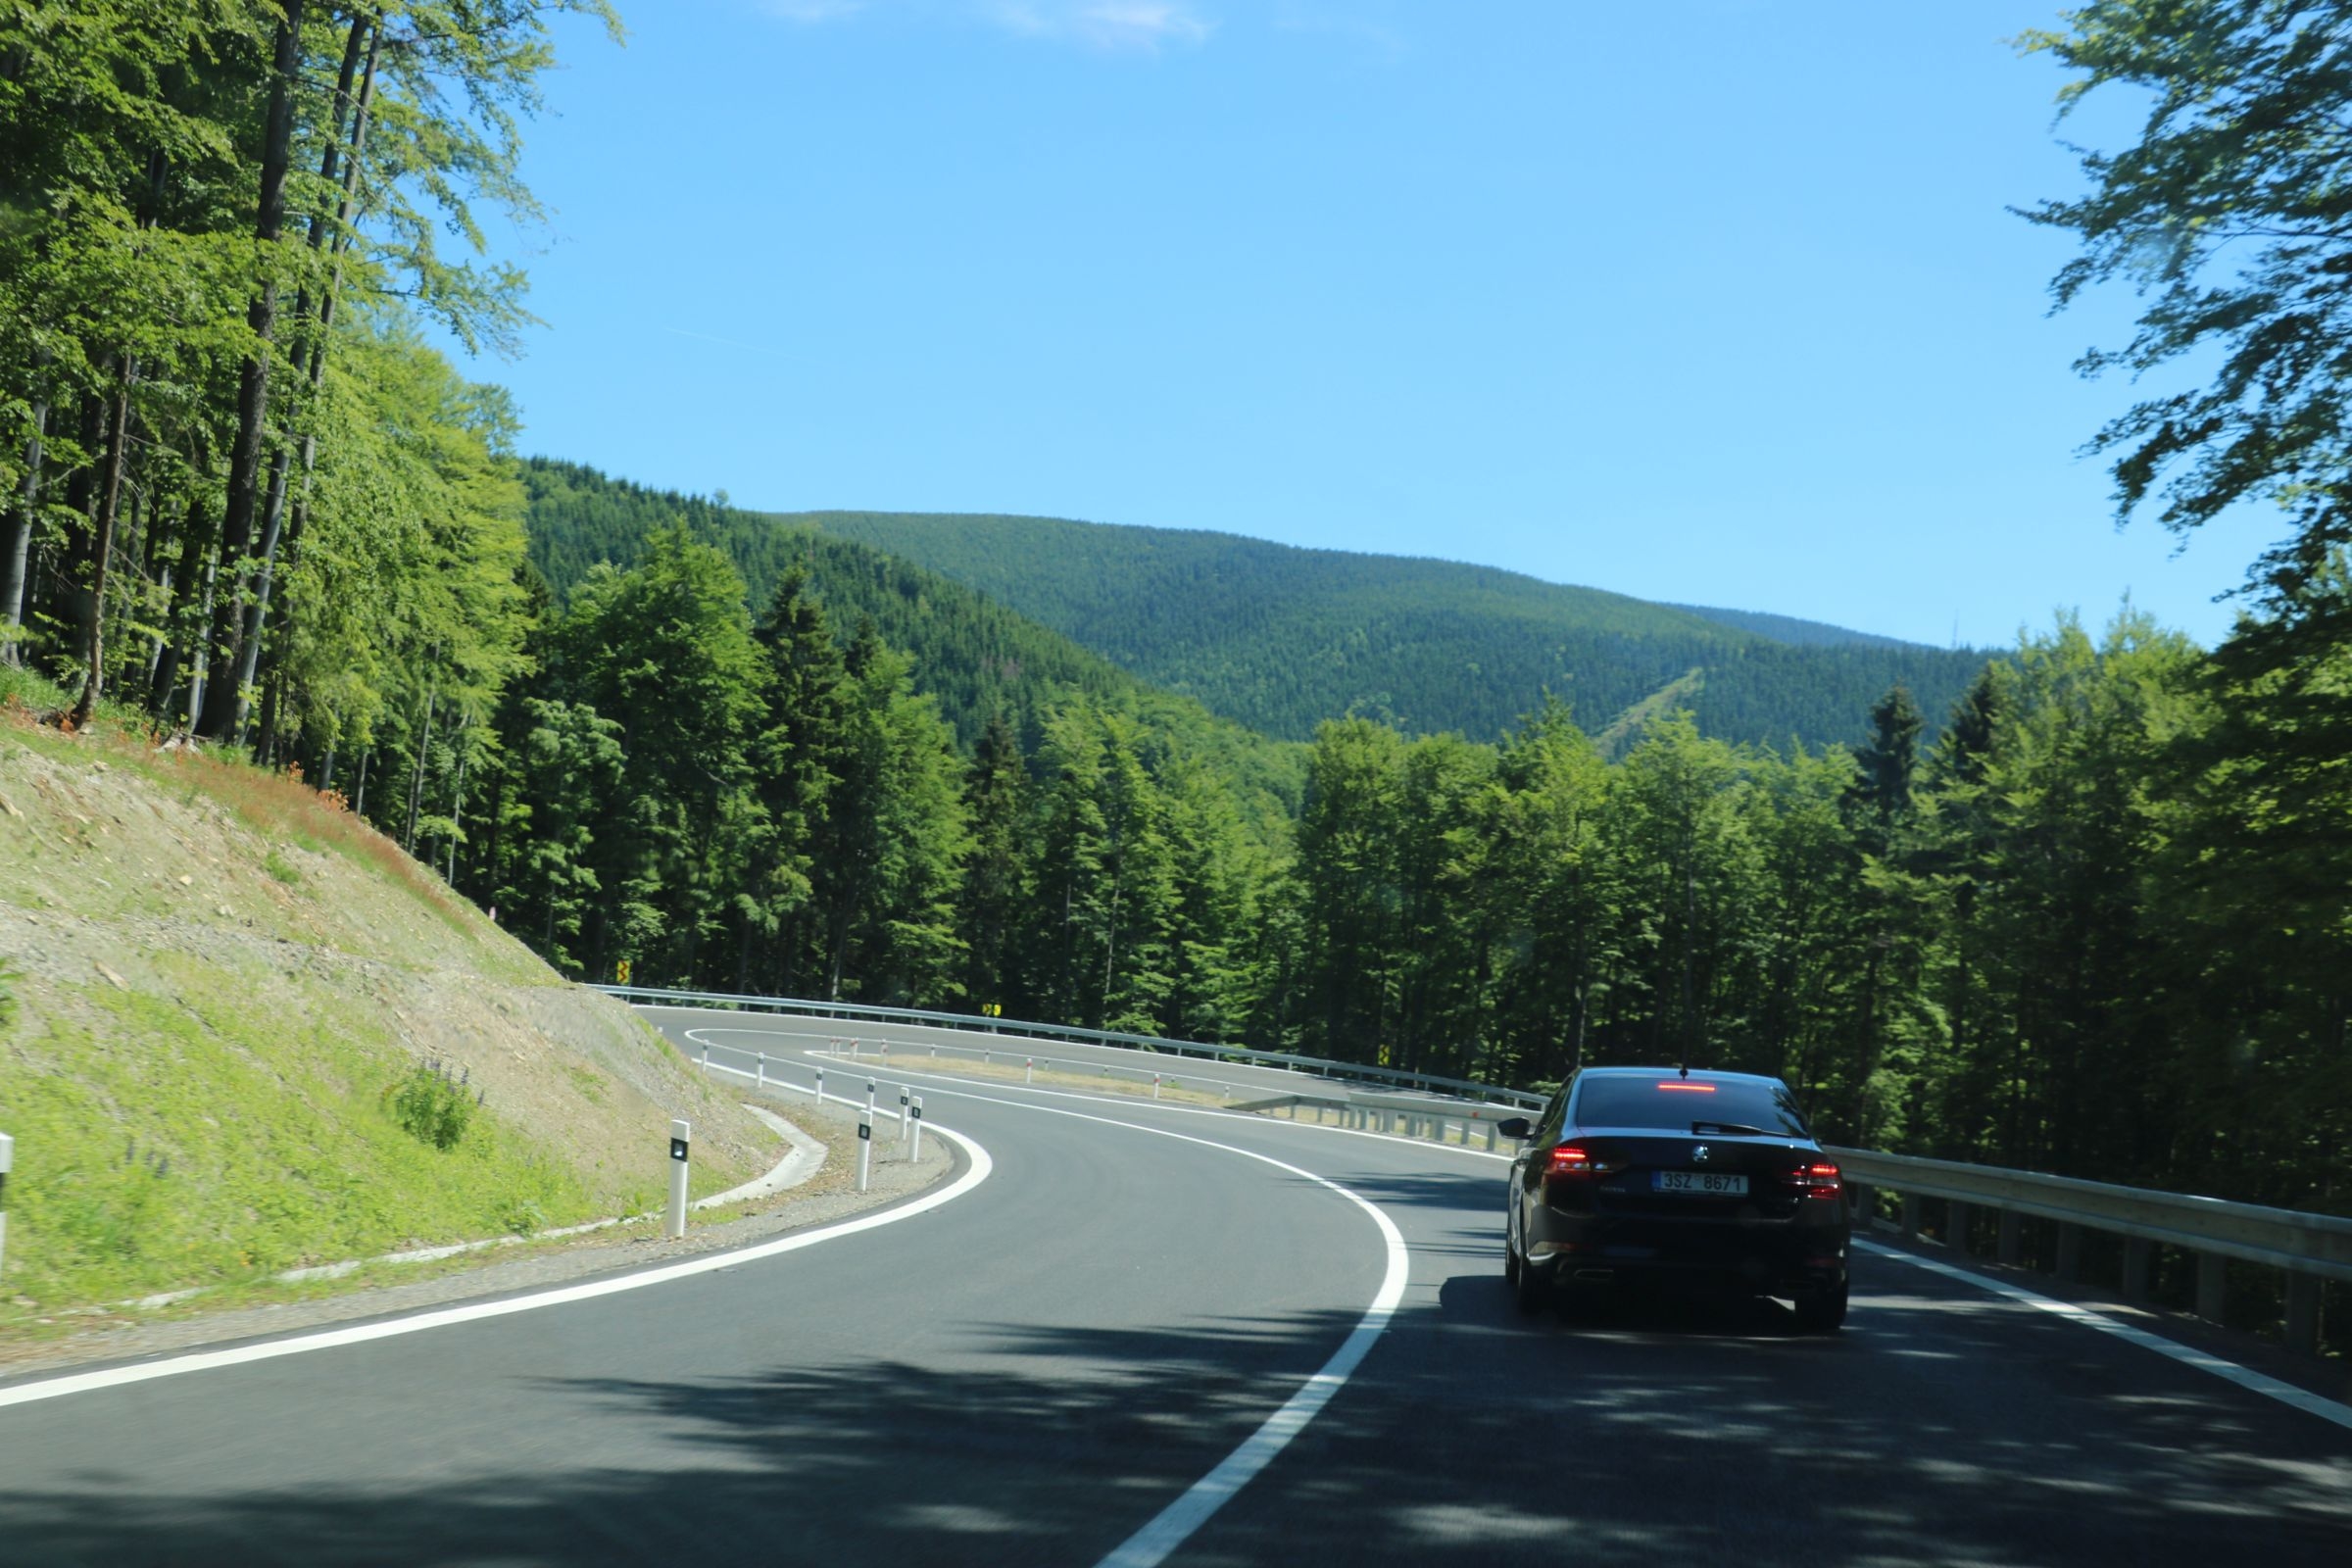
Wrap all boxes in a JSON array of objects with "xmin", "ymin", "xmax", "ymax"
[{"xmin": 1528, "ymin": 1216, "xmax": 1848, "ymax": 1296}]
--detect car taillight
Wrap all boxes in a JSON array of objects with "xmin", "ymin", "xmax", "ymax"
[
  {"xmin": 1789, "ymin": 1160, "xmax": 1842, "ymax": 1200},
  {"xmin": 1545, "ymin": 1144, "xmax": 1622, "ymax": 1178}
]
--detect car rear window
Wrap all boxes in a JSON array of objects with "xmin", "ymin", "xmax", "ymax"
[{"xmin": 1572, "ymin": 1076, "xmax": 1810, "ymax": 1136}]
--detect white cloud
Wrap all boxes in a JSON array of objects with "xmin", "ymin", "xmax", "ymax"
[
  {"xmin": 1273, "ymin": 2, "xmax": 1406, "ymax": 62},
  {"xmin": 984, "ymin": 1, "xmax": 1214, "ymax": 49},
  {"xmin": 754, "ymin": 0, "xmax": 1214, "ymax": 51},
  {"xmin": 759, "ymin": 0, "xmax": 866, "ymax": 21}
]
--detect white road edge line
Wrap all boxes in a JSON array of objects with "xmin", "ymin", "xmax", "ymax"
[
  {"xmin": 1853, "ymin": 1238, "xmax": 2352, "ymax": 1434},
  {"xmin": 673, "ymin": 1020, "xmax": 1415, "ymax": 1568},
  {"xmin": 0, "ymin": 1119, "xmax": 995, "ymax": 1410}
]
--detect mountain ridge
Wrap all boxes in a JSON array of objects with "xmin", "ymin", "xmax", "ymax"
[{"xmin": 780, "ymin": 509, "xmax": 1990, "ymax": 750}]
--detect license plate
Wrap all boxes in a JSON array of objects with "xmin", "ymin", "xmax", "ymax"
[{"xmin": 1653, "ymin": 1171, "xmax": 1748, "ymax": 1196}]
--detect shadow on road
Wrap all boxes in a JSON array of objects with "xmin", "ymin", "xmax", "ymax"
[{"xmin": 2, "ymin": 1213, "xmax": 2347, "ymax": 1566}]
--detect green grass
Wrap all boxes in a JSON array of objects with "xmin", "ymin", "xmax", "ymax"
[
  {"xmin": 0, "ymin": 966, "xmax": 616, "ymax": 1308},
  {"xmin": 263, "ymin": 848, "xmax": 303, "ymax": 886}
]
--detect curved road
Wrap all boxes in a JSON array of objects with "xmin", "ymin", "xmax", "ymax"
[{"xmin": 1, "ymin": 1006, "xmax": 2346, "ymax": 1566}]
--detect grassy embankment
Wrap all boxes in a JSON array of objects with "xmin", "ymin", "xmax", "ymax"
[{"xmin": 0, "ymin": 671, "xmax": 771, "ymax": 1321}]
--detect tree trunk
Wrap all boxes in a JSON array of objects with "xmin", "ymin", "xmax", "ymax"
[
  {"xmin": 237, "ymin": 16, "xmax": 377, "ymax": 745},
  {"xmin": 443, "ymin": 723, "xmax": 468, "ymax": 883},
  {"xmin": 226, "ymin": 447, "xmax": 293, "ymax": 742},
  {"xmin": 71, "ymin": 362, "xmax": 136, "ymax": 727},
  {"xmin": 175, "ymin": 536, "xmax": 220, "ymax": 732},
  {"xmin": 197, "ymin": 0, "xmax": 306, "ymax": 740},
  {"xmin": 3, "ymin": 393, "xmax": 47, "ymax": 665},
  {"xmin": 405, "ymin": 669, "xmax": 437, "ymax": 854}
]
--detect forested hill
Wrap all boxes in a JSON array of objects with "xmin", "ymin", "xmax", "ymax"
[
  {"xmin": 787, "ymin": 511, "xmax": 1992, "ymax": 750},
  {"xmin": 520, "ymin": 460, "xmax": 1305, "ymax": 818},
  {"xmin": 1663, "ymin": 604, "xmax": 1930, "ymax": 651}
]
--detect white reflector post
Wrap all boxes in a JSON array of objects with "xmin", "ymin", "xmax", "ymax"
[
  {"xmin": 666, "ymin": 1119, "xmax": 690, "ymax": 1240},
  {"xmin": 0, "ymin": 1130, "xmax": 13, "ymax": 1280}
]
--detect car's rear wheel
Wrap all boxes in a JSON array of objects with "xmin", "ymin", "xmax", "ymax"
[
  {"xmin": 1512, "ymin": 1250, "xmax": 1550, "ymax": 1315},
  {"xmin": 1791, "ymin": 1282, "xmax": 1848, "ymax": 1334}
]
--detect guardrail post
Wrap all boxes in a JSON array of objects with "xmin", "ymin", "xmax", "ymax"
[
  {"xmin": 2123, "ymin": 1237, "xmax": 2154, "ymax": 1303},
  {"xmin": 1847, "ymin": 1182, "xmax": 1874, "ymax": 1229},
  {"xmin": 1996, "ymin": 1209, "xmax": 2022, "ymax": 1267},
  {"xmin": 1946, "ymin": 1200, "xmax": 1973, "ymax": 1256},
  {"xmin": 1900, "ymin": 1192, "xmax": 1921, "ymax": 1240},
  {"xmin": 2285, "ymin": 1273, "xmax": 2321, "ymax": 1354},
  {"xmin": 666, "ymin": 1120, "xmax": 690, "ymax": 1239},
  {"xmin": 2054, "ymin": 1222, "xmax": 2082, "ymax": 1282},
  {"xmin": 2194, "ymin": 1252, "xmax": 2227, "ymax": 1323},
  {"xmin": 1485, "ymin": 1122, "xmax": 1497, "ymax": 1152}
]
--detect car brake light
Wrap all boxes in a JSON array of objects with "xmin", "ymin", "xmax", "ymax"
[
  {"xmin": 1545, "ymin": 1144, "xmax": 1623, "ymax": 1178},
  {"xmin": 1789, "ymin": 1160, "xmax": 1841, "ymax": 1200},
  {"xmin": 1656, "ymin": 1082, "xmax": 1716, "ymax": 1092}
]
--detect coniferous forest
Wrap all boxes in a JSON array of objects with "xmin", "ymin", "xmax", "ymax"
[{"xmin": 2, "ymin": 0, "xmax": 2348, "ymax": 1260}]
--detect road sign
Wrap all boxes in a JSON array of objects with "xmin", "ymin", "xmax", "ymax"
[{"xmin": 616, "ymin": 958, "xmax": 632, "ymax": 985}]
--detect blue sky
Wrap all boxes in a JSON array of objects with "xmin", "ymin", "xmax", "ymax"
[{"xmin": 469, "ymin": 0, "xmax": 2283, "ymax": 648}]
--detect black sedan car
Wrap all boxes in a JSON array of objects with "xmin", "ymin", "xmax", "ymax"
[{"xmin": 1497, "ymin": 1066, "xmax": 1849, "ymax": 1331}]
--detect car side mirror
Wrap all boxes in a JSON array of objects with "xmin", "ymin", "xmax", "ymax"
[{"xmin": 1496, "ymin": 1116, "xmax": 1532, "ymax": 1140}]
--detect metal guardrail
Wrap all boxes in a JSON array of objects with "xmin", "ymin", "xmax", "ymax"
[
  {"xmin": 679, "ymin": 1021, "xmax": 1527, "ymax": 1152},
  {"xmin": 1830, "ymin": 1146, "xmax": 2348, "ymax": 1354},
  {"xmin": 601, "ymin": 984, "xmax": 1547, "ymax": 1108}
]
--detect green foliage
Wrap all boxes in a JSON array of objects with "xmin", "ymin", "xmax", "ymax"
[
  {"xmin": 385, "ymin": 1058, "xmax": 478, "ymax": 1152},
  {"xmin": 2021, "ymin": 1, "xmax": 2352, "ymax": 611},
  {"xmin": 262, "ymin": 847, "xmax": 301, "ymax": 885}
]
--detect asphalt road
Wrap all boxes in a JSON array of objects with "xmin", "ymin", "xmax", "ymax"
[{"xmin": 1, "ymin": 1006, "xmax": 2345, "ymax": 1566}]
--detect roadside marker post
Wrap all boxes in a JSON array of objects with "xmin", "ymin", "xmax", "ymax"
[
  {"xmin": 857, "ymin": 1112, "xmax": 873, "ymax": 1193},
  {"xmin": 1026, "ymin": 1057, "xmax": 1034, "ymax": 1085},
  {"xmin": 755, "ymin": 1054, "xmax": 766, "ymax": 1092},
  {"xmin": 0, "ymin": 1131, "xmax": 12, "ymax": 1280},
  {"xmin": 1153, "ymin": 1074, "xmax": 1162, "ymax": 1101},
  {"xmin": 665, "ymin": 1120, "xmax": 691, "ymax": 1240},
  {"xmin": 898, "ymin": 1085, "xmax": 911, "ymax": 1152},
  {"xmin": 814, "ymin": 1067, "xmax": 825, "ymax": 1108},
  {"xmin": 865, "ymin": 1078, "xmax": 877, "ymax": 1127},
  {"xmin": 910, "ymin": 1097, "xmax": 925, "ymax": 1161}
]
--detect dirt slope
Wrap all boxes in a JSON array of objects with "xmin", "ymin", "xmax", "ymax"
[{"xmin": 0, "ymin": 714, "xmax": 769, "ymax": 1314}]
